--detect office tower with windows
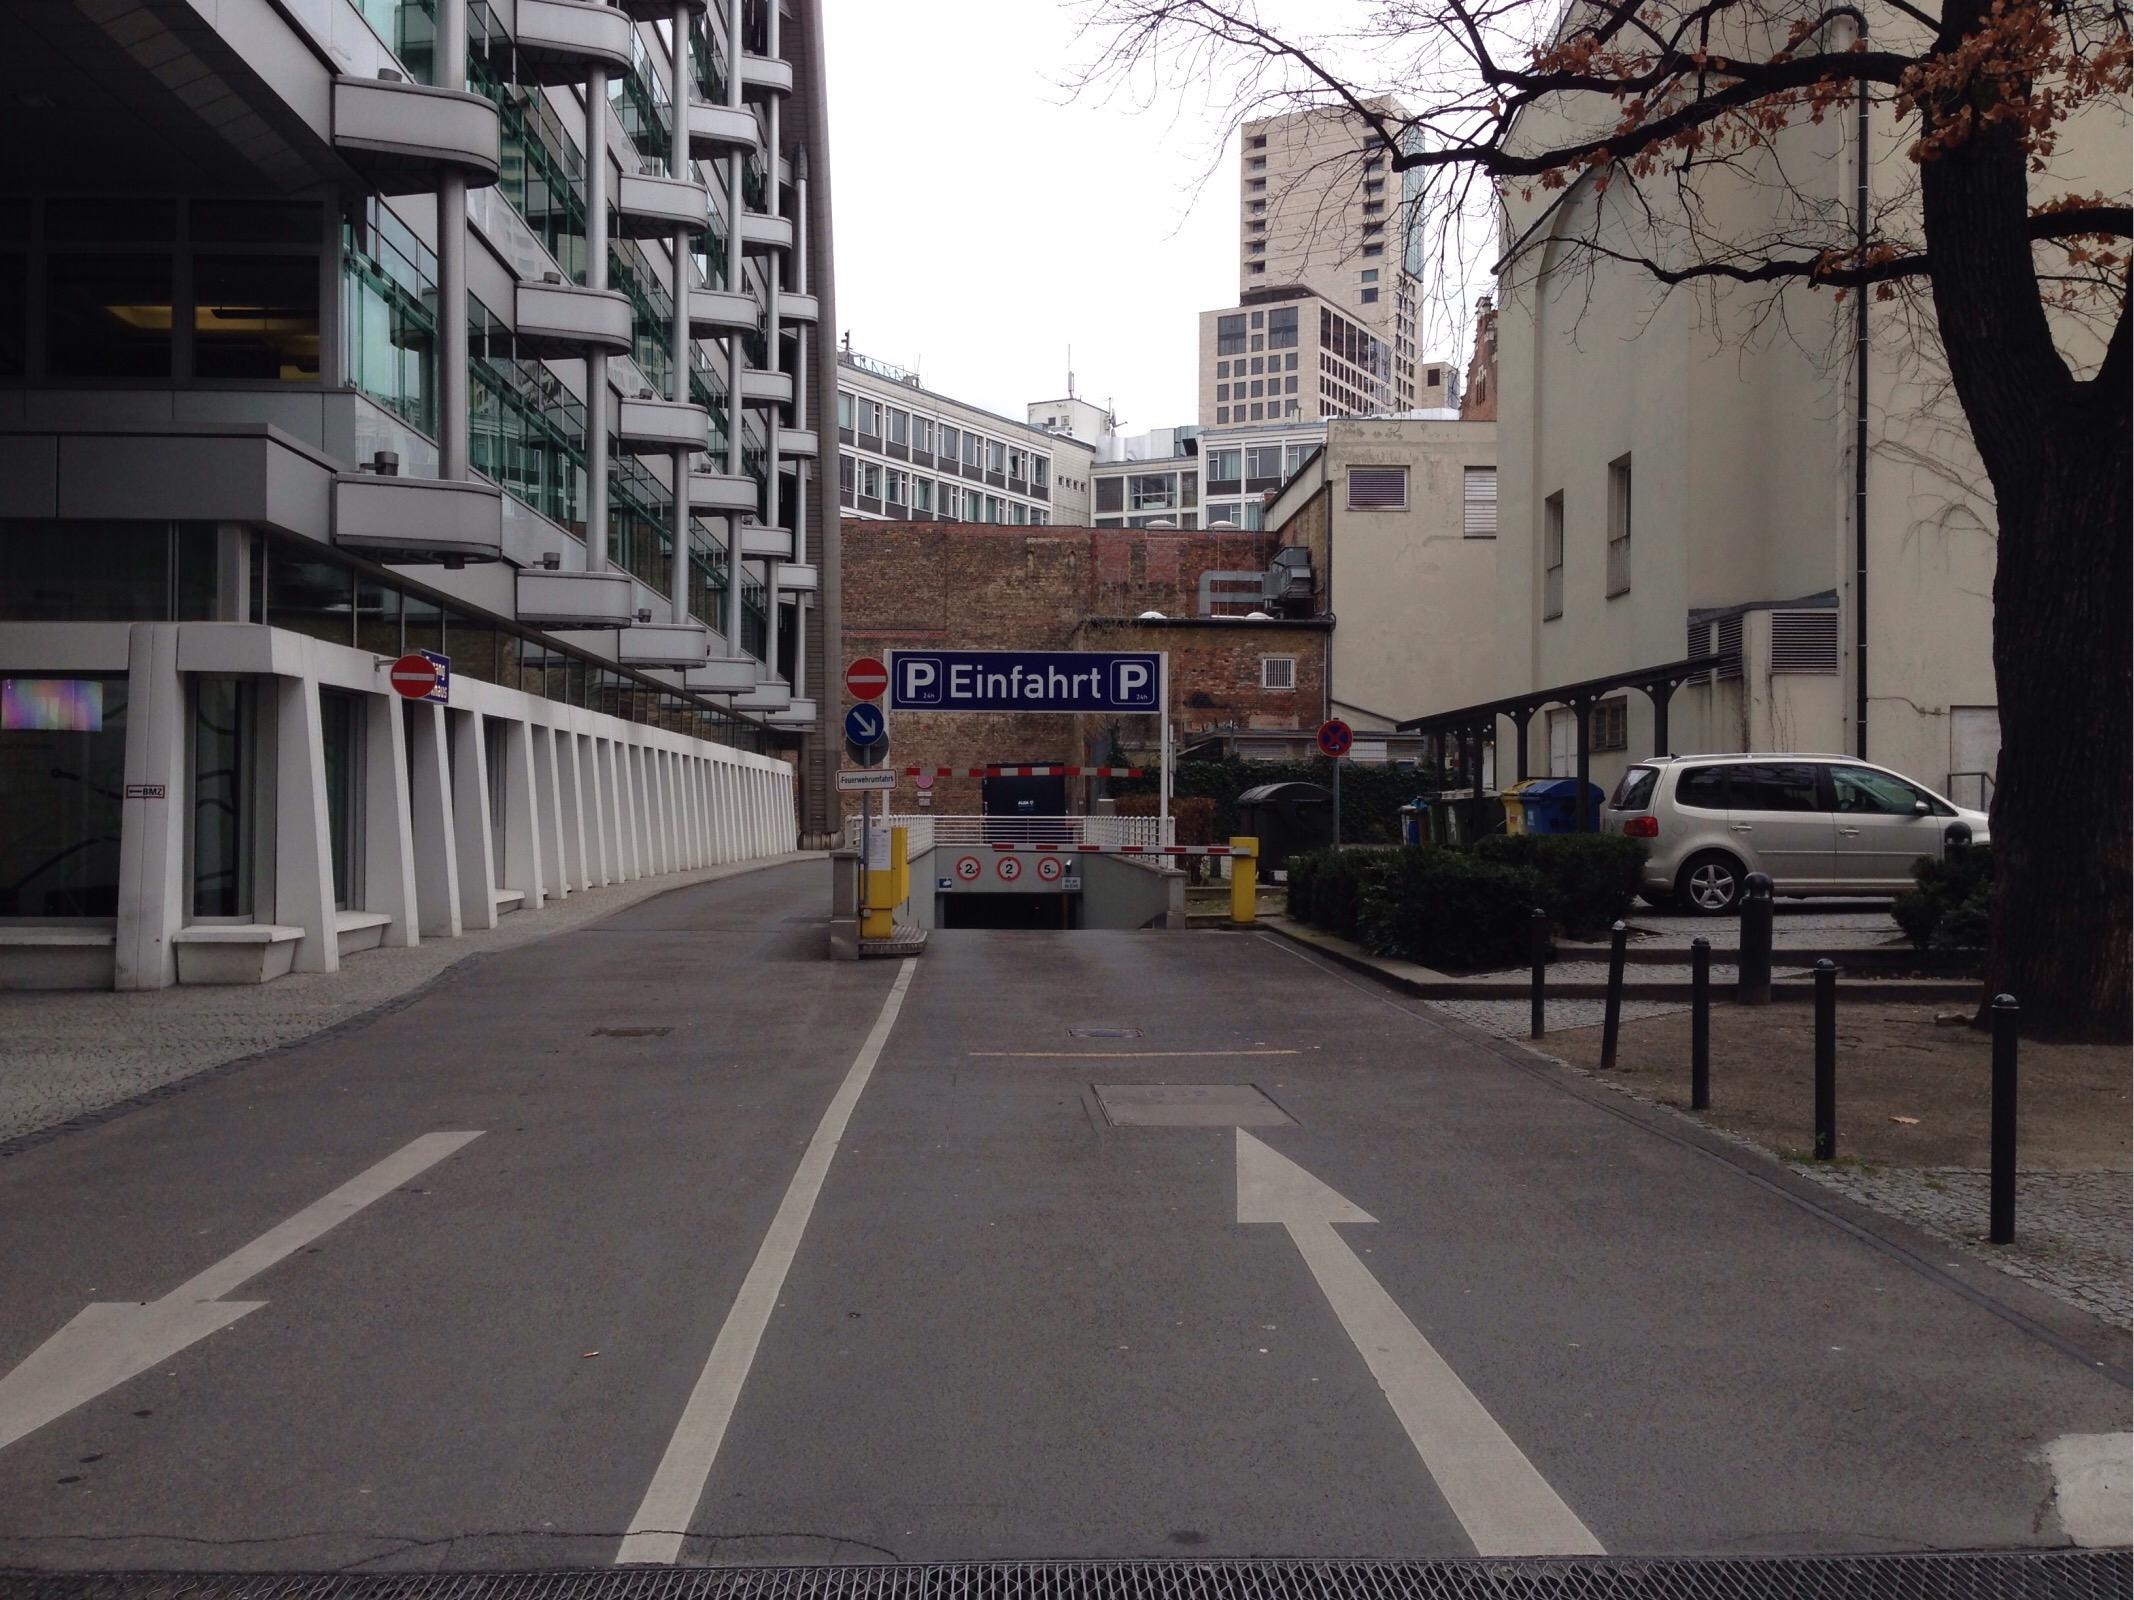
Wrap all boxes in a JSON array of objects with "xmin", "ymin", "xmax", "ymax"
[{"xmin": 0, "ymin": 0, "xmax": 837, "ymax": 990}]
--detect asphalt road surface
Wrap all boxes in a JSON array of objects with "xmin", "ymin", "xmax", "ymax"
[{"xmin": 0, "ymin": 859, "xmax": 2126, "ymax": 1572}]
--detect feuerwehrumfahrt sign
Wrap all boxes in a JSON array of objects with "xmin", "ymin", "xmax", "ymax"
[{"xmin": 887, "ymin": 650, "xmax": 1162, "ymax": 714}]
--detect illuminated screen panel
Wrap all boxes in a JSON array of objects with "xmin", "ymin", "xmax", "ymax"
[{"xmin": 1, "ymin": 678, "xmax": 106, "ymax": 732}]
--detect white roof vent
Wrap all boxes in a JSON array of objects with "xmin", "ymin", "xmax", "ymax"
[
  {"xmin": 1138, "ymin": 610, "xmax": 1167, "ymax": 620},
  {"xmin": 1245, "ymin": 610, "xmax": 1273, "ymax": 620}
]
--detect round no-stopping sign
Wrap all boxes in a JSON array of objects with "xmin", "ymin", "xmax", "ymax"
[
  {"xmin": 954, "ymin": 855, "xmax": 982, "ymax": 882},
  {"xmin": 1036, "ymin": 855, "xmax": 1065, "ymax": 882},
  {"xmin": 995, "ymin": 854, "xmax": 1023, "ymax": 882},
  {"xmin": 1317, "ymin": 717, "xmax": 1354, "ymax": 758}
]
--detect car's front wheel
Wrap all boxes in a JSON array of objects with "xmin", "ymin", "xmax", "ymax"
[{"xmin": 1676, "ymin": 850, "xmax": 1746, "ymax": 915}]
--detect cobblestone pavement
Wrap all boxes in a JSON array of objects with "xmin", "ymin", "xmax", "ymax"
[
  {"xmin": 1618, "ymin": 905, "xmax": 1907, "ymax": 949},
  {"xmin": 0, "ymin": 853, "xmax": 818, "ymax": 1149},
  {"xmin": 1485, "ymin": 1016, "xmax": 2134, "ymax": 1333},
  {"xmin": 1429, "ymin": 961, "xmax": 1819, "ymax": 1036}
]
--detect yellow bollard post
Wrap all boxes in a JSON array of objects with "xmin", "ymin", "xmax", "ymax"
[
  {"xmin": 859, "ymin": 818, "xmax": 894, "ymax": 941},
  {"xmin": 1229, "ymin": 836, "xmax": 1259, "ymax": 925}
]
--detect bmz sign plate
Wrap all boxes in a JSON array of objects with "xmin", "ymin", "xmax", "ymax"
[{"xmin": 888, "ymin": 650, "xmax": 1161, "ymax": 714}]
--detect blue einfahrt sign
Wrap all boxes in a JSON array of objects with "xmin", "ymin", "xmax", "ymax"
[{"xmin": 888, "ymin": 650, "xmax": 1163, "ymax": 714}]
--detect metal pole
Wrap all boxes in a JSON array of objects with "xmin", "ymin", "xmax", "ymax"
[
  {"xmin": 1331, "ymin": 752, "xmax": 1342, "ymax": 849},
  {"xmin": 1599, "ymin": 918, "xmax": 1627, "ymax": 1070},
  {"xmin": 584, "ymin": 64, "xmax": 611, "ymax": 569},
  {"xmin": 1690, "ymin": 936, "xmax": 1711, "ymax": 1110},
  {"xmin": 1813, "ymin": 958, "xmax": 1838, "ymax": 1160},
  {"xmin": 1739, "ymin": 871, "xmax": 1774, "ymax": 1005},
  {"xmin": 435, "ymin": 0, "xmax": 469, "ymax": 480},
  {"xmin": 1989, "ymin": 992, "xmax": 2018, "ymax": 1244},
  {"xmin": 1528, "ymin": 907, "xmax": 1547, "ymax": 1040},
  {"xmin": 1159, "ymin": 651, "xmax": 1171, "ymax": 842}
]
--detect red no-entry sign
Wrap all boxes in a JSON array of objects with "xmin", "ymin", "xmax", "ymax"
[
  {"xmin": 845, "ymin": 656, "xmax": 889, "ymax": 701},
  {"xmin": 389, "ymin": 652, "xmax": 445, "ymax": 703}
]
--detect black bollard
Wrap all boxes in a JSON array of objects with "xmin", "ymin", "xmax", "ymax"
[
  {"xmin": 1990, "ymin": 993, "xmax": 2019, "ymax": 1245},
  {"xmin": 1813, "ymin": 958, "xmax": 1837, "ymax": 1160},
  {"xmin": 1529, "ymin": 907, "xmax": 1548, "ymax": 1040},
  {"xmin": 1738, "ymin": 872, "xmax": 1774, "ymax": 1005},
  {"xmin": 1690, "ymin": 936, "xmax": 1711, "ymax": 1110},
  {"xmin": 1599, "ymin": 919, "xmax": 1628, "ymax": 1070}
]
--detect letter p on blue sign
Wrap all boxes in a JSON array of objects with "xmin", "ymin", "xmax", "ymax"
[
  {"xmin": 899, "ymin": 656, "xmax": 942, "ymax": 705},
  {"xmin": 1111, "ymin": 660, "xmax": 1155, "ymax": 708}
]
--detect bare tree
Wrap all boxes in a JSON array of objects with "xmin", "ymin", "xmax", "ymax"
[{"xmin": 1077, "ymin": 0, "xmax": 2130, "ymax": 1038}]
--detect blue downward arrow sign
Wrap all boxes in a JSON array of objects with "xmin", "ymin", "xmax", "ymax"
[{"xmin": 844, "ymin": 703, "xmax": 885, "ymax": 745}]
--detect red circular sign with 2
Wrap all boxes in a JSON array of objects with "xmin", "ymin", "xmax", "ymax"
[
  {"xmin": 995, "ymin": 855, "xmax": 1023, "ymax": 882},
  {"xmin": 844, "ymin": 656, "xmax": 889, "ymax": 701},
  {"xmin": 955, "ymin": 855, "xmax": 982, "ymax": 882},
  {"xmin": 1036, "ymin": 855, "xmax": 1064, "ymax": 882},
  {"xmin": 1316, "ymin": 717, "xmax": 1354, "ymax": 758}
]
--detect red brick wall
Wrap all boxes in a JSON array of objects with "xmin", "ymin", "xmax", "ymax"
[{"xmin": 839, "ymin": 520, "xmax": 1329, "ymax": 822}]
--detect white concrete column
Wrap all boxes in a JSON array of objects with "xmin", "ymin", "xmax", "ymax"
[
  {"xmin": 534, "ymin": 723, "xmax": 570, "ymax": 900},
  {"xmin": 363, "ymin": 690, "xmax": 419, "ymax": 946},
  {"xmin": 274, "ymin": 674, "xmax": 340, "ymax": 973},
  {"xmin": 646, "ymin": 748, "xmax": 668, "ymax": 874},
  {"xmin": 114, "ymin": 623, "xmax": 186, "ymax": 990},
  {"xmin": 678, "ymin": 752, "xmax": 700, "ymax": 869},
  {"xmin": 451, "ymin": 710, "xmax": 499, "ymax": 930},
  {"xmin": 407, "ymin": 701, "xmax": 462, "ymax": 937},
  {"xmin": 589, "ymin": 733, "xmax": 614, "ymax": 886},
  {"xmin": 618, "ymin": 742, "xmax": 643, "ymax": 880},
  {"xmin": 557, "ymin": 727, "xmax": 589, "ymax": 893},
  {"xmin": 697, "ymin": 756, "xmax": 715, "ymax": 864},
  {"xmin": 500, "ymin": 720, "xmax": 546, "ymax": 910}
]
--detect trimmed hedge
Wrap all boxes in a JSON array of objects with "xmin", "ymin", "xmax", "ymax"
[
  {"xmin": 1894, "ymin": 843, "xmax": 1992, "ymax": 951},
  {"xmin": 1474, "ymin": 833, "xmax": 1647, "ymax": 940},
  {"xmin": 1285, "ymin": 847, "xmax": 1394, "ymax": 939},
  {"xmin": 1355, "ymin": 847, "xmax": 1546, "ymax": 970}
]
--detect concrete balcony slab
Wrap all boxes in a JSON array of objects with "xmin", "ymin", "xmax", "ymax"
[
  {"xmin": 683, "ymin": 657, "xmax": 761, "ymax": 693},
  {"xmin": 333, "ymin": 473, "xmax": 504, "ymax": 564},
  {"xmin": 740, "ymin": 523, "xmax": 794, "ymax": 560},
  {"xmin": 515, "ymin": 568, "xmax": 636, "ymax": 627},
  {"xmin": 617, "ymin": 621, "xmax": 713, "ymax": 667},
  {"xmin": 515, "ymin": 279, "xmax": 633, "ymax": 358},
  {"xmin": 513, "ymin": 0, "xmax": 635, "ymax": 82},
  {"xmin": 777, "ymin": 428, "xmax": 818, "ymax": 458},
  {"xmin": 687, "ymin": 469, "xmax": 759, "ymax": 512},
  {"xmin": 688, "ymin": 99, "xmax": 761, "ymax": 157},
  {"xmin": 615, "ymin": 172, "xmax": 710, "ymax": 239},
  {"xmin": 616, "ymin": 396, "xmax": 710, "ymax": 453},
  {"xmin": 690, "ymin": 286, "xmax": 761, "ymax": 335},
  {"xmin": 741, "ymin": 367, "xmax": 794, "ymax": 406},
  {"xmin": 739, "ymin": 211, "xmax": 793, "ymax": 254},
  {"xmin": 740, "ymin": 53, "xmax": 795, "ymax": 97},
  {"xmin": 333, "ymin": 78, "xmax": 500, "ymax": 194}
]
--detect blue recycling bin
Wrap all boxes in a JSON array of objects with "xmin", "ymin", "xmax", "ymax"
[
  {"xmin": 1399, "ymin": 798, "xmax": 1426, "ymax": 844},
  {"xmin": 1519, "ymin": 778, "xmax": 1605, "ymax": 834}
]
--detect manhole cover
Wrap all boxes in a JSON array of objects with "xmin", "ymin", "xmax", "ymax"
[
  {"xmin": 1071, "ymin": 1026, "xmax": 1143, "ymax": 1039},
  {"xmin": 591, "ymin": 1026, "xmax": 672, "ymax": 1038},
  {"xmin": 1096, "ymin": 1083, "xmax": 1293, "ymax": 1128}
]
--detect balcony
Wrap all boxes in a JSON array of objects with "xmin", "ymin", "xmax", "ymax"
[
  {"xmin": 777, "ymin": 428, "xmax": 818, "ymax": 458},
  {"xmin": 615, "ymin": 396, "xmax": 710, "ymax": 453},
  {"xmin": 615, "ymin": 173, "xmax": 711, "ymax": 239},
  {"xmin": 689, "ymin": 286, "xmax": 761, "ymax": 335},
  {"xmin": 333, "ymin": 473, "xmax": 504, "ymax": 564},
  {"xmin": 778, "ymin": 291, "xmax": 820, "ymax": 324},
  {"xmin": 616, "ymin": 0, "xmax": 705, "ymax": 16},
  {"xmin": 740, "ymin": 367, "xmax": 793, "ymax": 406},
  {"xmin": 617, "ymin": 622, "xmax": 712, "ymax": 667},
  {"xmin": 514, "ymin": 278, "xmax": 633, "ymax": 359},
  {"xmin": 512, "ymin": 0, "xmax": 635, "ymax": 83},
  {"xmin": 731, "ymin": 676, "xmax": 792, "ymax": 713},
  {"xmin": 740, "ymin": 523, "xmax": 793, "ymax": 560},
  {"xmin": 767, "ymin": 699, "xmax": 818, "ymax": 728},
  {"xmin": 739, "ymin": 53, "xmax": 794, "ymax": 98},
  {"xmin": 332, "ymin": 78, "xmax": 500, "ymax": 195},
  {"xmin": 515, "ymin": 569, "xmax": 635, "ymax": 627},
  {"xmin": 687, "ymin": 469, "xmax": 760, "ymax": 513},
  {"xmin": 776, "ymin": 563, "xmax": 819, "ymax": 593},
  {"xmin": 739, "ymin": 211, "xmax": 793, "ymax": 255},
  {"xmin": 684, "ymin": 658, "xmax": 761, "ymax": 693},
  {"xmin": 688, "ymin": 99, "xmax": 761, "ymax": 158}
]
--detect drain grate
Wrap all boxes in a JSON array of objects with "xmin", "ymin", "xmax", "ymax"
[
  {"xmin": 1070, "ymin": 1027, "xmax": 1144, "ymax": 1040},
  {"xmin": 0, "ymin": 1553, "xmax": 2123, "ymax": 1600},
  {"xmin": 590, "ymin": 1026, "xmax": 673, "ymax": 1039}
]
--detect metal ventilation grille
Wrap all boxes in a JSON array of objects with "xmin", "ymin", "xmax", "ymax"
[
  {"xmin": 1772, "ymin": 609, "xmax": 1840, "ymax": 673},
  {"xmin": 0, "ymin": 1554, "xmax": 2124, "ymax": 1600},
  {"xmin": 1346, "ymin": 466, "xmax": 1408, "ymax": 509},
  {"xmin": 1715, "ymin": 614, "xmax": 1744, "ymax": 681}
]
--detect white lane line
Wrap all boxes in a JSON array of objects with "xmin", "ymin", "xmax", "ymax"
[
  {"xmin": 1236, "ymin": 1130, "xmax": 1603, "ymax": 1557},
  {"xmin": 967, "ymin": 1049, "xmax": 1301, "ymax": 1059},
  {"xmin": 0, "ymin": 1131, "xmax": 483, "ymax": 1454},
  {"xmin": 616, "ymin": 958, "xmax": 920, "ymax": 1565}
]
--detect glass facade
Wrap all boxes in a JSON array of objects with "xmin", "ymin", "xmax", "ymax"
[
  {"xmin": 471, "ymin": 48, "xmax": 590, "ymax": 283},
  {"xmin": 189, "ymin": 678, "xmax": 258, "ymax": 919},
  {"xmin": 610, "ymin": 456, "xmax": 675, "ymax": 598},
  {"xmin": 0, "ymin": 522, "xmax": 216, "ymax": 621},
  {"xmin": 469, "ymin": 294, "xmax": 587, "ymax": 533},
  {"xmin": 612, "ymin": 242, "xmax": 675, "ymax": 395},
  {"xmin": 342, "ymin": 202, "xmax": 437, "ymax": 437}
]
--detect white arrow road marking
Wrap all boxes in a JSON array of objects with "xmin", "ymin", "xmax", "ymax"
[
  {"xmin": 0, "ymin": 1131, "xmax": 483, "ymax": 1454},
  {"xmin": 617, "ymin": 959, "xmax": 920, "ymax": 1565},
  {"xmin": 1235, "ymin": 1129, "xmax": 1603, "ymax": 1557}
]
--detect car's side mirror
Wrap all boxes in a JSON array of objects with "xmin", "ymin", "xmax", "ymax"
[{"xmin": 1913, "ymin": 799, "xmax": 1932, "ymax": 815}]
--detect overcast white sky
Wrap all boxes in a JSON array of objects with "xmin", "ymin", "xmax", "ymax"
[{"xmin": 821, "ymin": 0, "xmax": 1244, "ymax": 430}]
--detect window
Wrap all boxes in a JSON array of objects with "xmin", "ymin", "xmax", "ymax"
[
  {"xmin": 858, "ymin": 397, "xmax": 882, "ymax": 437},
  {"xmin": 1286, "ymin": 352, "xmax": 1298, "ymax": 370},
  {"xmin": 1591, "ymin": 697, "xmax": 1628, "ymax": 752},
  {"xmin": 1284, "ymin": 443, "xmax": 1307, "ymax": 473},
  {"xmin": 1267, "ymin": 306, "xmax": 1298, "ymax": 349},
  {"xmin": 194, "ymin": 254, "xmax": 321, "ymax": 380},
  {"xmin": 1033, "ymin": 456, "xmax": 1050, "ymax": 490},
  {"xmin": 1246, "ymin": 445, "xmax": 1284, "ymax": 480},
  {"xmin": 1347, "ymin": 465, "xmax": 1407, "ymax": 509},
  {"xmin": 884, "ymin": 467, "xmax": 909, "ymax": 506},
  {"xmin": 1610, "ymin": 765, "xmax": 1660, "ymax": 811},
  {"xmin": 859, "ymin": 460, "xmax": 883, "ymax": 498},
  {"xmin": 911, "ymin": 476, "xmax": 934, "ymax": 515},
  {"xmin": 1361, "ymin": 287, "xmax": 1379, "ymax": 304},
  {"xmin": 189, "ymin": 678, "xmax": 260, "ymax": 918},
  {"xmin": 1427, "ymin": 366, "xmax": 1442, "ymax": 385},
  {"xmin": 1363, "ymin": 244, "xmax": 1384, "ymax": 257},
  {"xmin": 1216, "ymin": 314, "xmax": 1247, "ymax": 355},
  {"xmin": 1216, "ymin": 360, "xmax": 1230, "ymax": 378},
  {"xmin": 1095, "ymin": 476, "xmax": 1125, "ymax": 513},
  {"xmin": 1360, "ymin": 268, "xmax": 1379, "ymax": 283},
  {"xmin": 1216, "ymin": 384, "xmax": 1229, "ymax": 402},
  {"xmin": 1250, "ymin": 402, "xmax": 1264, "ymax": 418},
  {"xmin": 1208, "ymin": 448, "xmax": 1242, "ymax": 484},
  {"xmin": 1216, "ymin": 406, "xmax": 1229, "ymax": 423},
  {"xmin": 1542, "ymin": 492, "xmax": 1565, "ymax": 619},
  {"xmin": 1250, "ymin": 380, "xmax": 1263, "ymax": 398},
  {"xmin": 962, "ymin": 431, "xmax": 983, "ymax": 469},
  {"xmin": 939, "ymin": 423, "xmax": 959, "ymax": 461},
  {"xmin": 1130, "ymin": 474, "xmax": 1176, "ymax": 511},
  {"xmin": 887, "ymin": 408, "xmax": 910, "ymax": 446},
  {"xmin": 1734, "ymin": 763, "xmax": 1822, "ymax": 813},
  {"xmin": 1248, "ymin": 263, "xmax": 1266, "ymax": 275},
  {"xmin": 1284, "ymin": 376, "xmax": 1298, "ymax": 395},
  {"xmin": 838, "ymin": 452, "xmax": 855, "ymax": 502},
  {"xmin": 1248, "ymin": 178, "xmax": 1266, "ymax": 193},
  {"xmin": 1250, "ymin": 310, "xmax": 1264, "ymax": 327},
  {"xmin": 0, "ymin": 673, "xmax": 130, "ymax": 916},
  {"xmin": 987, "ymin": 438, "xmax": 1007, "ymax": 473},
  {"xmin": 1831, "ymin": 765, "xmax": 1936, "ymax": 815},
  {"xmin": 1676, "ymin": 766, "xmax": 1733, "ymax": 810},
  {"xmin": 1463, "ymin": 466, "xmax": 1497, "ymax": 537},
  {"xmin": 48, "ymin": 252, "xmax": 176, "ymax": 377},
  {"xmin": 836, "ymin": 389, "xmax": 854, "ymax": 431},
  {"xmin": 1260, "ymin": 656, "xmax": 1296, "ymax": 691},
  {"xmin": 1606, "ymin": 455, "xmax": 1632, "ymax": 596},
  {"xmin": 320, "ymin": 691, "xmax": 364, "ymax": 911}
]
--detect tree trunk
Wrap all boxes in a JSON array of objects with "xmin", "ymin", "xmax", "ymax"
[{"xmin": 1914, "ymin": 57, "xmax": 2133, "ymax": 1040}]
